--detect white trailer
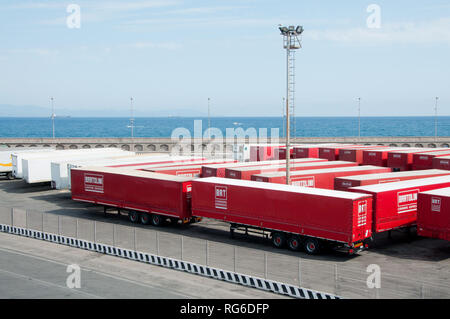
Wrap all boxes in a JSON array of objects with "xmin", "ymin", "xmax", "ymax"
[
  {"xmin": 22, "ymin": 148, "xmax": 133, "ymax": 183},
  {"xmin": 51, "ymin": 152, "xmax": 139, "ymax": 189},
  {"xmin": 1, "ymin": 147, "xmax": 55, "ymax": 179}
]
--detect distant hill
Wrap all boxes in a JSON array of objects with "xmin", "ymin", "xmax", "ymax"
[
  {"xmin": 0, "ymin": 104, "xmax": 52, "ymax": 117},
  {"xmin": 0, "ymin": 104, "xmax": 206, "ymax": 117}
]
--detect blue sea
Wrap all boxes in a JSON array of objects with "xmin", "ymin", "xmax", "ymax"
[{"xmin": 0, "ymin": 117, "xmax": 449, "ymax": 138}]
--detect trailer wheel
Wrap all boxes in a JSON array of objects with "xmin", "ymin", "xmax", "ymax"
[
  {"xmin": 288, "ymin": 236, "xmax": 301, "ymax": 251},
  {"xmin": 271, "ymin": 232, "xmax": 286, "ymax": 248},
  {"xmin": 128, "ymin": 211, "xmax": 139, "ymax": 223},
  {"xmin": 140, "ymin": 213, "xmax": 151, "ymax": 225},
  {"xmin": 150, "ymin": 214, "xmax": 163, "ymax": 227},
  {"xmin": 6, "ymin": 172, "xmax": 14, "ymax": 180},
  {"xmin": 304, "ymin": 238, "xmax": 321, "ymax": 255}
]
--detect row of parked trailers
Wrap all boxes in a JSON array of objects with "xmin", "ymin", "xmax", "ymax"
[
  {"xmin": 67, "ymin": 144, "xmax": 450, "ymax": 255},
  {"xmin": 248, "ymin": 143, "xmax": 450, "ymax": 171},
  {"xmin": 2, "ymin": 145, "xmax": 449, "ymax": 255}
]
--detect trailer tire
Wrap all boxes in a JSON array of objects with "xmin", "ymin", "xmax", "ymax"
[
  {"xmin": 150, "ymin": 214, "xmax": 163, "ymax": 227},
  {"xmin": 128, "ymin": 211, "xmax": 139, "ymax": 223},
  {"xmin": 288, "ymin": 236, "xmax": 301, "ymax": 251},
  {"xmin": 140, "ymin": 213, "xmax": 151, "ymax": 225},
  {"xmin": 271, "ymin": 232, "xmax": 286, "ymax": 249},
  {"xmin": 6, "ymin": 172, "xmax": 14, "ymax": 180},
  {"xmin": 304, "ymin": 238, "xmax": 321, "ymax": 255}
]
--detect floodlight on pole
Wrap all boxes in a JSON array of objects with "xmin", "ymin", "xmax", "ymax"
[
  {"xmin": 279, "ymin": 24, "xmax": 303, "ymax": 185},
  {"xmin": 50, "ymin": 97, "xmax": 55, "ymax": 139}
]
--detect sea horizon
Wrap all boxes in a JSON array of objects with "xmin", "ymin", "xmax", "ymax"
[{"xmin": 0, "ymin": 116, "xmax": 449, "ymax": 138}]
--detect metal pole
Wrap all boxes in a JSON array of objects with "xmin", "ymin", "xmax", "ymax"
[
  {"xmin": 130, "ymin": 97, "xmax": 134, "ymax": 151},
  {"xmin": 285, "ymin": 35, "xmax": 291, "ymax": 185},
  {"xmin": 133, "ymin": 227, "xmax": 136, "ymax": 251},
  {"xmin": 51, "ymin": 97, "xmax": 55, "ymax": 139},
  {"xmin": 282, "ymin": 97, "xmax": 285, "ymax": 139},
  {"xmin": 205, "ymin": 240, "xmax": 209, "ymax": 266},
  {"xmin": 208, "ymin": 97, "xmax": 211, "ymax": 139},
  {"xmin": 112, "ymin": 224, "xmax": 115, "ymax": 246},
  {"xmin": 264, "ymin": 252, "xmax": 268, "ymax": 279},
  {"xmin": 156, "ymin": 231, "xmax": 160, "ymax": 255},
  {"xmin": 358, "ymin": 97, "xmax": 361, "ymax": 141},
  {"xmin": 334, "ymin": 264, "xmax": 338, "ymax": 295},
  {"xmin": 180, "ymin": 236, "xmax": 184, "ymax": 260},
  {"xmin": 435, "ymin": 97, "xmax": 439, "ymax": 141},
  {"xmin": 298, "ymin": 258, "xmax": 301, "ymax": 286},
  {"xmin": 233, "ymin": 246, "xmax": 236, "ymax": 272}
]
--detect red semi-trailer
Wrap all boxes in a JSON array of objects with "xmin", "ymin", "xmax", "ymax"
[
  {"xmin": 412, "ymin": 150, "xmax": 450, "ymax": 170},
  {"xmin": 387, "ymin": 148, "xmax": 444, "ymax": 171},
  {"xmin": 251, "ymin": 165, "xmax": 391, "ymax": 189},
  {"xmin": 71, "ymin": 167, "xmax": 194, "ymax": 225},
  {"xmin": 141, "ymin": 159, "xmax": 235, "ymax": 177},
  {"xmin": 250, "ymin": 144, "xmax": 288, "ymax": 161},
  {"xmin": 133, "ymin": 160, "xmax": 236, "ymax": 177},
  {"xmin": 433, "ymin": 156, "xmax": 450, "ymax": 170},
  {"xmin": 417, "ymin": 187, "xmax": 450, "ymax": 241},
  {"xmin": 292, "ymin": 144, "xmax": 341, "ymax": 159},
  {"xmin": 110, "ymin": 159, "xmax": 229, "ymax": 171},
  {"xmin": 335, "ymin": 169, "xmax": 450, "ymax": 191},
  {"xmin": 318, "ymin": 145, "xmax": 373, "ymax": 161},
  {"xmin": 348, "ymin": 175, "xmax": 450, "ymax": 233},
  {"xmin": 191, "ymin": 177, "xmax": 373, "ymax": 254},
  {"xmin": 339, "ymin": 146, "xmax": 386, "ymax": 164},
  {"xmin": 202, "ymin": 158, "xmax": 327, "ymax": 178},
  {"xmin": 362, "ymin": 148, "xmax": 406, "ymax": 167},
  {"xmin": 225, "ymin": 160, "xmax": 355, "ymax": 180},
  {"xmin": 109, "ymin": 157, "xmax": 205, "ymax": 168}
]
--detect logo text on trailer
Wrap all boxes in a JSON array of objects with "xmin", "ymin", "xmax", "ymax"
[
  {"xmin": 84, "ymin": 173, "xmax": 104, "ymax": 193},
  {"xmin": 215, "ymin": 186, "xmax": 228, "ymax": 209},
  {"xmin": 176, "ymin": 170, "xmax": 200, "ymax": 177},
  {"xmin": 431, "ymin": 197, "xmax": 441, "ymax": 212},
  {"xmin": 291, "ymin": 176, "xmax": 315, "ymax": 188},
  {"xmin": 397, "ymin": 189, "xmax": 419, "ymax": 213},
  {"xmin": 357, "ymin": 200, "xmax": 368, "ymax": 227}
]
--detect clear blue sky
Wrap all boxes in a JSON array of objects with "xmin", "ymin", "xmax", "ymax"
[{"xmin": 0, "ymin": 0, "xmax": 449, "ymax": 116}]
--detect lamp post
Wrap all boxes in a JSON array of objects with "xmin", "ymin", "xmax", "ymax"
[
  {"xmin": 50, "ymin": 97, "xmax": 55, "ymax": 139},
  {"xmin": 279, "ymin": 25, "xmax": 303, "ymax": 185},
  {"xmin": 435, "ymin": 97, "xmax": 439, "ymax": 141},
  {"xmin": 208, "ymin": 97, "xmax": 211, "ymax": 139},
  {"xmin": 130, "ymin": 97, "xmax": 134, "ymax": 150},
  {"xmin": 357, "ymin": 97, "xmax": 361, "ymax": 141}
]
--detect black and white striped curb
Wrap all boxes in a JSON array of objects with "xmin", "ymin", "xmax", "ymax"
[{"xmin": 0, "ymin": 224, "xmax": 341, "ymax": 299}]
